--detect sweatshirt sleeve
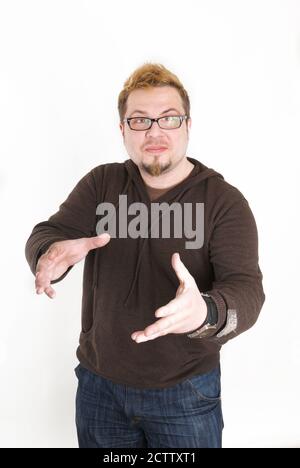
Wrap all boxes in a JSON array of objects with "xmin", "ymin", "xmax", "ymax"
[
  {"xmin": 204, "ymin": 193, "xmax": 265, "ymax": 345},
  {"xmin": 25, "ymin": 169, "xmax": 98, "ymax": 282}
]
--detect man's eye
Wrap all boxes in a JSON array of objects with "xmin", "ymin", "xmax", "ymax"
[
  {"xmin": 133, "ymin": 118, "xmax": 148, "ymax": 124},
  {"xmin": 162, "ymin": 116, "xmax": 175, "ymax": 122}
]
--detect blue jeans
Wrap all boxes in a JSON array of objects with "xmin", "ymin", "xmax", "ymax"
[{"xmin": 75, "ymin": 364, "xmax": 223, "ymax": 448}]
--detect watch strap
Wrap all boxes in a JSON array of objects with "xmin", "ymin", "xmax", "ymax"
[{"xmin": 187, "ymin": 293, "xmax": 218, "ymax": 338}]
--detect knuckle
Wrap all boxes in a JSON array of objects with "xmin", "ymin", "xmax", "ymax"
[{"xmin": 38, "ymin": 257, "xmax": 48, "ymax": 267}]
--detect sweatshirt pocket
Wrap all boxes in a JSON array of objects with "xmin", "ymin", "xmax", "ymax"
[{"xmin": 81, "ymin": 285, "xmax": 98, "ymax": 334}]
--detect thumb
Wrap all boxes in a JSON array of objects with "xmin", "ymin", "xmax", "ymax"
[
  {"xmin": 171, "ymin": 252, "xmax": 194, "ymax": 286},
  {"xmin": 87, "ymin": 233, "xmax": 111, "ymax": 251}
]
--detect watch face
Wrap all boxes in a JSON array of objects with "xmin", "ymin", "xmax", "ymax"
[
  {"xmin": 187, "ymin": 323, "xmax": 217, "ymax": 339},
  {"xmin": 196, "ymin": 325, "xmax": 216, "ymax": 337}
]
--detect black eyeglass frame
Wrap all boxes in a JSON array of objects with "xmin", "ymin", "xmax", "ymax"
[{"xmin": 123, "ymin": 115, "xmax": 189, "ymax": 131}]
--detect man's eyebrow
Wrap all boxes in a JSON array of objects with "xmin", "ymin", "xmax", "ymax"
[{"xmin": 128, "ymin": 108, "xmax": 181, "ymax": 117}]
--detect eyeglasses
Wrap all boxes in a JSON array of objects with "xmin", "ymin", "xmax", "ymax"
[{"xmin": 123, "ymin": 115, "xmax": 189, "ymax": 131}]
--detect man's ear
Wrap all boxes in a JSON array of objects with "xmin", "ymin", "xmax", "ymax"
[
  {"xmin": 119, "ymin": 123, "xmax": 125, "ymax": 138},
  {"xmin": 186, "ymin": 117, "xmax": 192, "ymax": 137}
]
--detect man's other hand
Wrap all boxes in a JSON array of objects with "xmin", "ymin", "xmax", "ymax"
[{"xmin": 35, "ymin": 233, "xmax": 111, "ymax": 298}]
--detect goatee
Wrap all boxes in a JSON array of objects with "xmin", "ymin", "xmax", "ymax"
[{"xmin": 142, "ymin": 159, "xmax": 171, "ymax": 177}]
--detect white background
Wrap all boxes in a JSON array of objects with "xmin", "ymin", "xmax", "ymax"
[{"xmin": 0, "ymin": 0, "xmax": 299, "ymax": 448}]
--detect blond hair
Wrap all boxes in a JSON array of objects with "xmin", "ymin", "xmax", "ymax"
[{"xmin": 118, "ymin": 63, "xmax": 190, "ymax": 121}]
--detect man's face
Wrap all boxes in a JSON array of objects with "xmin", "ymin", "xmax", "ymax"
[{"xmin": 120, "ymin": 86, "xmax": 191, "ymax": 177}]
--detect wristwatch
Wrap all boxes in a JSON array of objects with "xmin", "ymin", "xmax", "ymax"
[{"xmin": 187, "ymin": 293, "xmax": 218, "ymax": 338}]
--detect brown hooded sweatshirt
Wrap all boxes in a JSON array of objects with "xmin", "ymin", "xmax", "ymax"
[{"xmin": 25, "ymin": 157, "xmax": 265, "ymax": 388}]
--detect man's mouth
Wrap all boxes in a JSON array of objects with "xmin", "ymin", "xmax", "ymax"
[{"xmin": 144, "ymin": 146, "xmax": 168, "ymax": 153}]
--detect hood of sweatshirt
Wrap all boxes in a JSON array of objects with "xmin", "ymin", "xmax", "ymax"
[{"xmin": 121, "ymin": 156, "xmax": 224, "ymax": 306}]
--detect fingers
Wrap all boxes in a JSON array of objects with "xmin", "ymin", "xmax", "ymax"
[
  {"xmin": 35, "ymin": 270, "xmax": 56, "ymax": 298},
  {"xmin": 35, "ymin": 270, "xmax": 54, "ymax": 296},
  {"xmin": 131, "ymin": 329, "xmax": 163, "ymax": 344},
  {"xmin": 132, "ymin": 293, "xmax": 191, "ymax": 343},
  {"xmin": 34, "ymin": 234, "xmax": 110, "ymax": 298},
  {"xmin": 35, "ymin": 249, "xmax": 61, "ymax": 297},
  {"xmin": 149, "ymin": 314, "xmax": 177, "ymax": 335},
  {"xmin": 132, "ymin": 313, "xmax": 178, "ymax": 343},
  {"xmin": 171, "ymin": 252, "xmax": 194, "ymax": 287},
  {"xmin": 87, "ymin": 233, "xmax": 111, "ymax": 251},
  {"xmin": 44, "ymin": 286, "xmax": 56, "ymax": 299},
  {"xmin": 155, "ymin": 296, "xmax": 184, "ymax": 318},
  {"xmin": 131, "ymin": 292, "xmax": 187, "ymax": 343}
]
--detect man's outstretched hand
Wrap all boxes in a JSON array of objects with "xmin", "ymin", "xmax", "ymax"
[
  {"xmin": 35, "ymin": 233, "xmax": 111, "ymax": 298},
  {"xmin": 131, "ymin": 252, "xmax": 208, "ymax": 343}
]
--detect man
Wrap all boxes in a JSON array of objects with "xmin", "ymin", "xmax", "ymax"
[{"xmin": 25, "ymin": 63, "xmax": 265, "ymax": 448}]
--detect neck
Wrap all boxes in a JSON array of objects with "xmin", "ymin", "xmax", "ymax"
[{"xmin": 139, "ymin": 157, "xmax": 194, "ymax": 189}]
